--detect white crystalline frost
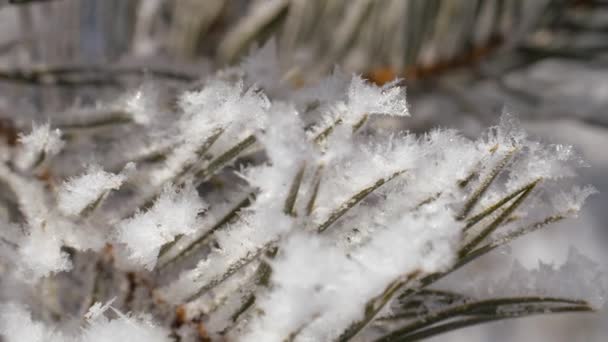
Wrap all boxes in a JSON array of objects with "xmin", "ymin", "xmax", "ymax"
[
  {"xmin": 293, "ymin": 66, "xmax": 350, "ymax": 110},
  {"xmin": 16, "ymin": 123, "xmax": 64, "ymax": 170},
  {"xmin": 177, "ymin": 79, "xmax": 269, "ymax": 142},
  {"xmin": 123, "ymin": 84, "xmax": 160, "ymax": 126},
  {"xmin": 18, "ymin": 227, "xmax": 71, "ymax": 279},
  {"xmin": 0, "ymin": 303, "xmax": 69, "ymax": 342},
  {"xmin": 305, "ymin": 75, "xmax": 408, "ymax": 144},
  {"xmin": 243, "ymin": 206, "xmax": 459, "ymax": 342},
  {"xmin": 84, "ymin": 298, "xmax": 116, "ymax": 321},
  {"xmin": 116, "ymin": 184, "xmax": 206, "ymax": 270},
  {"xmin": 241, "ymin": 38, "xmax": 283, "ymax": 96},
  {"xmin": 151, "ymin": 79, "xmax": 269, "ymax": 186},
  {"xmin": 344, "ymin": 76, "xmax": 409, "ymax": 122},
  {"xmin": 550, "ymin": 185, "xmax": 598, "ymax": 217},
  {"xmin": 0, "ymin": 302, "xmax": 170, "ymax": 342},
  {"xmin": 0, "ymin": 55, "xmax": 600, "ymax": 342},
  {"xmin": 58, "ymin": 164, "xmax": 133, "ymax": 216},
  {"xmin": 81, "ymin": 310, "xmax": 170, "ymax": 342},
  {"xmin": 19, "ymin": 123, "xmax": 64, "ymax": 157},
  {"xmin": 312, "ymin": 133, "xmax": 418, "ymax": 225},
  {"xmin": 160, "ymin": 103, "xmax": 306, "ymax": 303},
  {"xmin": 461, "ymin": 247, "xmax": 608, "ymax": 309}
]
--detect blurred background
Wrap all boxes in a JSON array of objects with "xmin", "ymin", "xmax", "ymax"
[{"xmin": 0, "ymin": 0, "xmax": 606, "ymax": 340}]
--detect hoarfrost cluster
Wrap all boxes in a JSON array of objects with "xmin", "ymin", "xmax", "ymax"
[{"xmin": 0, "ymin": 42, "xmax": 604, "ymax": 341}]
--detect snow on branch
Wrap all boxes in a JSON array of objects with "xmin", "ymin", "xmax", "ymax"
[
  {"xmin": 0, "ymin": 43, "xmax": 603, "ymax": 342},
  {"xmin": 116, "ymin": 183, "xmax": 206, "ymax": 270},
  {"xmin": 58, "ymin": 163, "xmax": 134, "ymax": 217},
  {"xmin": 15, "ymin": 123, "xmax": 64, "ymax": 171}
]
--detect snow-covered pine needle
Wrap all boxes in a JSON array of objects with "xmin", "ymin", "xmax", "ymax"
[
  {"xmin": 58, "ymin": 163, "xmax": 133, "ymax": 217},
  {"xmin": 116, "ymin": 183, "xmax": 206, "ymax": 270},
  {"xmin": 317, "ymin": 169, "xmax": 406, "ymax": 233},
  {"xmin": 0, "ymin": 43, "xmax": 603, "ymax": 342}
]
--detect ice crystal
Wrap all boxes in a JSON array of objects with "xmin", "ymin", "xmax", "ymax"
[
  {"xmin": 116, "ymin": 184, "xmax": 206, "ymax": 270},
  {"xmin": 15, "ymin": 123, "xmax": 64, "ymax": 171},
  {"xmin": 58, "ymin": 164, "xmax": 132, "ymax": 217}
]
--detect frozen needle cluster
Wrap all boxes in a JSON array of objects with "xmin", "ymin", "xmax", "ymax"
[{"xmin": 0, "ymin": 42, "xmax": 603, "ymax": 341}]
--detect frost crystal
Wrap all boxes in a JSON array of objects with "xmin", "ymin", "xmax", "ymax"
[
  {"xmin": 244, "ymin": 207, "xmax": 458, "ymax": 341},
  {"xmin": 0, "ymin": 303, "xmax": 67, "ymax": 342},
  {"xmin": 458, "ymin": 248, "xmax": 608, "ymax": 309},
  {"xmin": 58, "ymin": 164, "xmax": 132, "ymax": 216},
  {"xmin": 344, "ymin": 76, "xmax": 409, "ymax": 121},
  {"xmin": 15, "ymin": 123, "xmax": 64, "ymax": 171},
  {"xmin": 550, "ymin": 185, "xmax": 598, "ymax": 217},
  {"xmin": 0, "ymin": 302, "xmax": 170, "ymax": 342},
  {"xmin": 116, "ymin": 184, "xmax": 206, "ymax": 270},
  {"xmin": 122, "ymin": 84, "xmax": 163, "ymax": 126},
  {"xmin": 81, "ymin": 309, "xmax": 170, "ymax": 342},
  {"xmin": 241, "ymin": 39, "xmax": 283, "ymax": 96},
  {"xmin": 18, "ymin": 227, "xmax": 71, "ymax": 278},
  {"xmin": 150, "ymin": 79, "xmax": 269, "ymax": 186}
]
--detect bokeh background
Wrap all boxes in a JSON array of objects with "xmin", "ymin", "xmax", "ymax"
[{"xmin": 0, "ymin": 0, "xmax": 606, "ymax": 340}]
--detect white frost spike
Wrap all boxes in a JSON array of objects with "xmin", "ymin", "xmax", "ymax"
[
  {"xmin": 58, "ymin": 163, "xmax": 133, "ymax": 216},
  {"xmin": 15, "ymin": 123, "xmax": 65, "ymax": 171},
  {"xmin": 293, "ymin": 66, "xmax": 350, "ymax": 110},
  {"xmin": 18, "ymin": 227, "xmax": 71, "ymax": 279},
  {"xmin": 551, "ymin": 185, "xmax": 598, "ymax": 217},
  {"xmin": 123, "ymin": 84, "xmax": 160, "ymax": 126},
  {"xmin": 152, "ymin": 79, "xmax": 269, "ymax": 186},
  {"xmin": 0, "ymin": 303, "xmax": 67, "ymax": 342},
  {"xmin": 0, "ymin": 302, "xmax": 170, "ymax": 342},
  {"xmin": 177, "ymin": 79, "xmax": 270, "ymax": 141},
  {"xmin": 161, "ymin": 103, "xmax": 305, "ymax": 303},
  {"xmin": 84, "ymin": 298, "xmax": 116, "ymax": 321},
  {"xmin": 82, "ymin": 309, "xmax": 171, "ymax": 342},
  {"xmin": 241, "ymin": 38, "xmax": 282, "ymax": 95},
  {"xmin": 460, "ymin": 248, "xmax": 608, "ymax": 309},
  {"xmin": 116, "ymin": 184, "xmax": 206, "ymax": 270},
  {"xmin": 344, "ymin": 75, "xmax": 409, "ymax": 123},
  {"xmin": 243, "ymin": 206, "xmax": 458, "ymax": 341}
]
